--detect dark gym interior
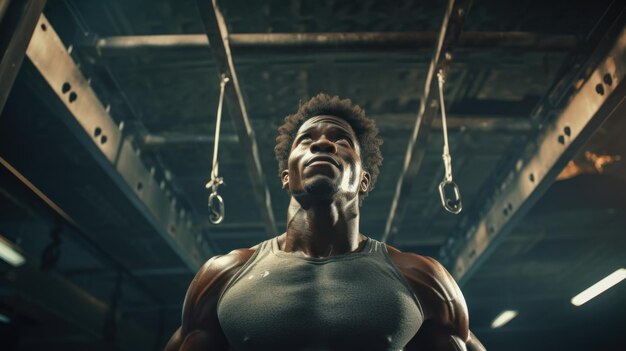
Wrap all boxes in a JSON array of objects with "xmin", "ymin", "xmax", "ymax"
[{"xmin": 1, "ymin": 0, "xmax": 625, "ymax": 350}]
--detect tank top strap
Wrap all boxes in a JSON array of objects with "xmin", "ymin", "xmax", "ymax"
[
  {"xmin": 365, "ymin": 237, "xmax": 396, "ymax": 259},
  {"xmin": 365, "ymin": 236, "xmax": 384, "ymax": 254}
]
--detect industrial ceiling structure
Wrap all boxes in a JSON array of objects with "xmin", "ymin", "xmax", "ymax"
[{"xmin": 0, "ymin": 0, "xmax": 625, "ymax": 350}]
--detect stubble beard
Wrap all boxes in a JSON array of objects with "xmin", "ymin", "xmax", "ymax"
[{"xmin": 304, "ymin": 176, "xmax": 338, "ymax": 198}]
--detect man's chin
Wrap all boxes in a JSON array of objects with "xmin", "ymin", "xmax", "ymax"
[{"xmin": 303, "ymin": 178, "xmax": 338, "ymax": 197}]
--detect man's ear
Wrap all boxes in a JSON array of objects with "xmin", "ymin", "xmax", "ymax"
[
  {"xmin": 281, "ymin": 170, "xmax": 289, "ymax": 189},
  {"xmin": 359, "ymin": 171, "xmax": 371, "ymax": 193}
]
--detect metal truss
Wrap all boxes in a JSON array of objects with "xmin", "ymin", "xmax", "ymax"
[
  {"xmin": 25, "ymin": 15, "xmax": 209, "ymax": 270},
  {"xmin": 443, "ymin": 22, "xmax": 626, "ymax": 284},
  {"xmin": 138, "ymin": 115, "xmax": 533, "ymax": 148},
  {"xmin": 93, "ymin": 32, "xmax": 578, "ymax": 54},
  {"xmin": 0, "ymin": 0, "xmax": 46, "ymax": 112}
]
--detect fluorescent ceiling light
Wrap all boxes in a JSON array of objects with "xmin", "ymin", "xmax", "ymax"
[
  {"xmin": 0, "ymin": 235, "xmax": 25, "ymax": 267},
  {"xmin": 491, "ymin": 310, "xmax": 518, "ymax": 329},
  {"xmin": 571, "ymin": 268, "xmax": 626, "ymax": 307}
]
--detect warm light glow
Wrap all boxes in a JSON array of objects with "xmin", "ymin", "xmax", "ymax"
[
  {"xmin": 490, "ymin": 310, "xmax": 518, "ymax": 329},
  {"xmin": 0, "ymin": 235, "xmax": 25, "ymax": 267},
  {"xmin": 571, "ymin": 268, "xmax": 626, "ymax": 307}
]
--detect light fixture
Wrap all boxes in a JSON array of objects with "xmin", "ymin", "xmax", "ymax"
[
  {"xmin": 0, "ymin": 313, "xmax": 10, "ymax": 324},
  {"xmin": 490, "ymin": 310, "xmax": 518, "ymax": 329},
  {"xmin": 0, "ymin": 235, "xmax": 25, "ymax": 267},
  {"xmin": 571, "ymin": 268, "xmax": 626, "ymax": 307}
]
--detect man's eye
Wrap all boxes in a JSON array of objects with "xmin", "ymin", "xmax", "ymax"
[
  {"xmin": 299, "ymin": 136, "xmax": 312, "ymax": 143},
  {"xmin": 336, "ymin": 138, "xmax": 352, "ymax": 146}
]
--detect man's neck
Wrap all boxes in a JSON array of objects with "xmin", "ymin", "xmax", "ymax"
[{"xmin": 281, "ymin": 196, "xmax": 365, "ymax": 258}]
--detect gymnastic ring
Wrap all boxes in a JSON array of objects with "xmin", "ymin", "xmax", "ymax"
[
  {"xmin": 438, "ymin": 180, "xmax": 462, "ymax": 214},
  {"xmin": 208, "ymin": 192, "xmax": 225, "ymax": 224}
]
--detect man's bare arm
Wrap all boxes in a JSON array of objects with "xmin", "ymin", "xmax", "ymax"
[
  {"xmin": 403, "ymin": 322, "xmax": 485, "ymax": 350},
  {"xmin": 467, "ymin": 331, "xmax": 486, "ymax": 351},
  {"xmin": 386, "ymin": 246, "xmax": 485, "ymax": 350},
  {"xmin": 164, "ymin": 327, "xmax": 213, "ymax": 351},
  {"xmin": 164, "ymin": 249, "xmax": 255, "ymax": 351}
]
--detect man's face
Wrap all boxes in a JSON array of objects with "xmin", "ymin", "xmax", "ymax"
[{"xmin": 282, "ymin": 115, "xmax": 369, "ymax": 202}]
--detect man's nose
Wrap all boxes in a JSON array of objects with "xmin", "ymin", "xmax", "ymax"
[{"xmin": 310, "ymin": 136, "xmax": 337, "ymax": 154}]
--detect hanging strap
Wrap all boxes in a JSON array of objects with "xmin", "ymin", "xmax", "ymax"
[
  {"xmin": 205, "ymin": 74, "xmax": 230, "ymax": 224},
  {"xmin": 437, "ymin": 69, "xmax": 462, "ymax": 214}
]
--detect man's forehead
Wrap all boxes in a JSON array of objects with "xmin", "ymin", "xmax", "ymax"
[{"xmin": 298, "ymin": 115, "xmax": 354, "ymax": 134}]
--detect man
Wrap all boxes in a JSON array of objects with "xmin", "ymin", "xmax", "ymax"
[{"xmin": 165, "ymin": 94, "xmax": 485, "ymax": 350}]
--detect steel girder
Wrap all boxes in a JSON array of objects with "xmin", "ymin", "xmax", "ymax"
[
  {"xmin": 137, "ymin": 115, "xmax": 533, "ymax": 149},
  {"xmin": 25, "ymin": 15, "xmax": 210, "ymax": 270},
  {"xmin": 93, "ymin": 32, "xmax": 579, "ymax": 54},
  {"xmin": 444, "ymin": 22, "xmax": 626, "ymax": 284},
  {"xmin": 0, "ymin": 0, "xmax": 46, "ymax": 113}
]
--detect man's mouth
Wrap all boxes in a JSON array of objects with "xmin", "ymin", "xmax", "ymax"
[{"xmin": 305, "ymin": 156, "xmax": 340, "ymax": 168}]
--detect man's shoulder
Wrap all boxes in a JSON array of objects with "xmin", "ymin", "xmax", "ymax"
[
  {"xmin": 193, "ymin": 247, "xmax": 257, "ymax": 286},
  {"xmin": 181, "ymin": 247, "xmax": 257, "ymax": 327},
  {"xmin": 385, "ymin": 244, "xmax": 453, "ymax": 284},
  {"xmin": 385, "ymin": 244, "xmax": 469, "ymax": 339}
]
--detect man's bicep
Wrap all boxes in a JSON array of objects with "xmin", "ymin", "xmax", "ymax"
[
  {"xmin": 467, "ymin": 331, "xmax": 486, "ymax": 351},
  {"xmin": 164, "ymin": 249, "xmax": 254, "ymax": 351},
  {"xmin": 164, "ymin": 327, "xmax": 183, "ymax": 351},
  {"xmin": 406, "ymin": 321, "xmax": 486, "ymax": 351},
  {"xmin": 164, "ymin": 259, "xmax": 223, "ymax": 351},
  {"xmin": 396, "ymin": 253, "xmax": 469, "ymax": 337},
  {"xmin": 164, "ymin": 327, "xmax": 214, "ymax": 351},
  {"xmin": 405, "ymin": 320, "xmax": 467, "ymax": 351},
  {"xmin": 164, "ymin": 309, "xmax": 222, "ymax": 351}
]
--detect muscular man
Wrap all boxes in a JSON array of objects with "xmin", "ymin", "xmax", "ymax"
[{"xmin": 165, "ymin": 94, "xmax": 485, "ymax": 350}]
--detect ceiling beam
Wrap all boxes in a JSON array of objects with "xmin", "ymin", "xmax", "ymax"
[
  {"xmin": 141, "ymin": 132, "xmax": 238, "ymax": 148},
  {"xmin": 93, "ymin": 32, "xmax": 579, "ymax": 55},
  {"xmin": 202, "ymin": 221, "xmax": 280, "ymax": 231},
  {"xmin": 138, "ymin": 115, "xmax": 533, "ymax": 148},
  {"xmin": 376, "ymin": 114, "xmax": 533, "ymax": 132},
  {"xmin": 381, "ymin": 0, "xmax": 474, "ymax": 243},
  {"xmin": 443, "ymin": 20, "xmax": 626, "ymax": 285},
  {"xmin": 0, "ymin": 253, "xmax": 157, "ymax": 351},
  {"xmin": 196, "ymin": 0, "xmax": 277, "ymax": 237},
  {"xmin": 25, "ymin": 15, "xmax": 210, "ymax": 270},
  {"xmin": 0, "ymin": 0, "xmax": 46, "ymax": 113}
]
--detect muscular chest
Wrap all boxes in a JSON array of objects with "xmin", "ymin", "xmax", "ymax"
[{"xmin": 217, "ymin": 252, "xmax": 423, "ymax": 350}]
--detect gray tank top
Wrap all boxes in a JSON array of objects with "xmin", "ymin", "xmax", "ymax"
[{"xmin": 217, "ymin": 237, "xmax": 423, "ymax": 351}]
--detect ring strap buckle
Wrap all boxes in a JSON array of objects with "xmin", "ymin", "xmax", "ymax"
[
  {"xmin": 438, "ymin": 179, "xmax": 462, "ymax": 214},
  {"xmin": 208, "ymin": 192, "xmax": 225, "ymax": 224}
]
